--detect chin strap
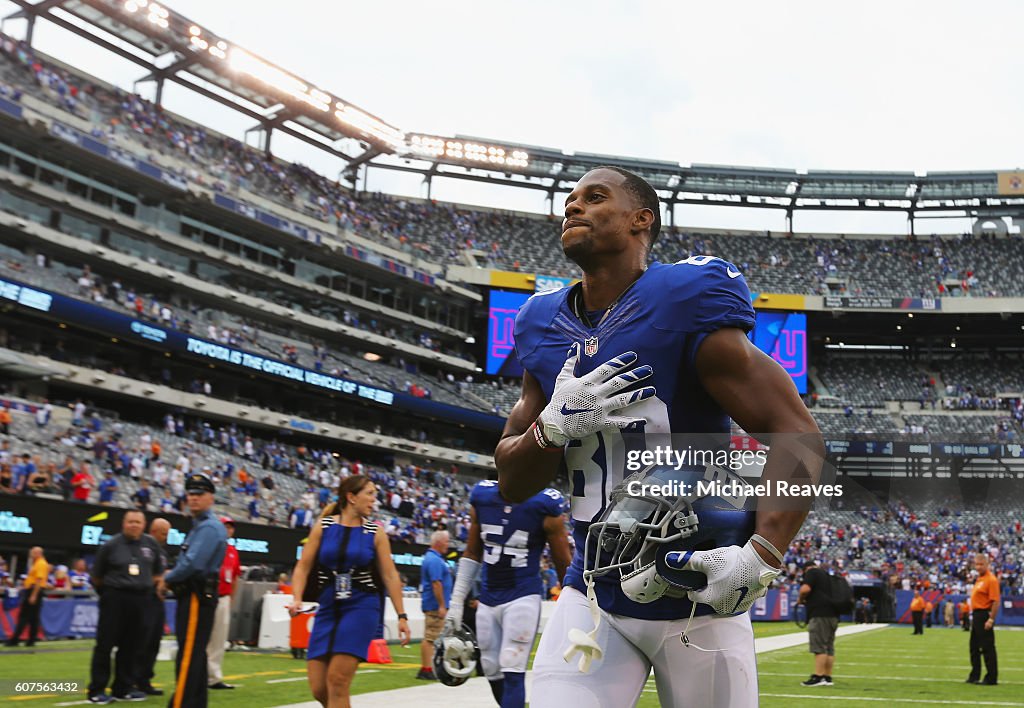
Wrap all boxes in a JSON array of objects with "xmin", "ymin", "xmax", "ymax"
[
  {"xmin": 677, "ymin": 600, "xmax": 725, "ymax": 653},
  {"xmin": 564, "ymin": 529, "xmax": 606, "ymax": 675},
  {"xmin": 563, "ymin": 570, "xmax": 604, "ymax": 673}
]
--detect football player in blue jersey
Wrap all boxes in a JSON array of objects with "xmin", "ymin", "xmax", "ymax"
[
  {"xmin": 446, "ymin": 480, "xmax": 572, "ymax": 707},
  {"xmin": 495, "ymin": 166, "xmax": 824, "ymax": 707}
]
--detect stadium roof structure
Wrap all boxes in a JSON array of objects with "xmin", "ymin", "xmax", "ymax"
[
  {"xmin": 5, "ymin": 0, "xmax": 402, "ymax": 165},
  {"xmin": 8, "ymin": 0, "xmax": 1024, "ymax": 225}
]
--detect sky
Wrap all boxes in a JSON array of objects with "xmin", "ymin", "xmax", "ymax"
[{"xmin": 3, "ymin": 0, "xmax": 1022, "ymax": 234}]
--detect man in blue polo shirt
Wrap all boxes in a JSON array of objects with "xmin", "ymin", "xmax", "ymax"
[{"xmin": 418, "ymin": 530, "xmax": 452, "ymax": 680}]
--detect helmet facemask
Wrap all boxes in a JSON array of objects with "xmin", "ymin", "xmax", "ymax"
[{"xmin": 584, "ymin": 468, "xmax": 700, "ymax": 604}]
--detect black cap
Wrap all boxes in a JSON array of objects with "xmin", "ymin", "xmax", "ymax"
[{"xmin": 184, "ymin": 472, "xmax": 215, "ymax": 494}]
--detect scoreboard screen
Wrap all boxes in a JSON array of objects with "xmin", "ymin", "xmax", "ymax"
[
  {"xmin": 486, "ymin": 289, "xmax": 531, "ymax": 375},
  {"xmin": 485, "ymin": 288, "xmax": 807, "ymax": 395},
  {"xmin": 750, "ymin": 311, "xmax": 807, "ymax": 394}
]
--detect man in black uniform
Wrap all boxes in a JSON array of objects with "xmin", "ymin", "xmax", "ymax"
[
  {"xmin": 88, "ymin": 510, "xmax": 165, "ymax": 704},
  {"xmin": 136, "ymin": 517, "xmax": 172, "ymax": 696},
  {"xmin": 161, "ymin": 472, "xmax": 227, "ymax": 708},
  {"xmin": 798, "ymin": 561, "xmax": 840, "ymax": 687}
]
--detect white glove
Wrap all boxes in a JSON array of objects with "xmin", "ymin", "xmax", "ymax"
[
  {"xmin": 538, "ymin": 345, "xmax": 655, "ymax": 447},
  {"xmin": 674, "ymin": 541, "xmax": 781, "ymax": 616},
  {"xmin": 445, "ymin": 557, "xmax": 481, "ymax": 632},
  {"xmin": 445, "ymin": 604, "xmax": 464, "ymax": 633}
]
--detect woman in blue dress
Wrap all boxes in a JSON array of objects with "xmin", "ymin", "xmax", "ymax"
[{"xmin": 289, "ymin": 474, "xmax": 411, "ymax": 707}]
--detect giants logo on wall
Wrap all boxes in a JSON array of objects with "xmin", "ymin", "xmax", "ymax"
[{"xmin": 69, "ymin": 603, "xmax": 98, "ymax": 635}]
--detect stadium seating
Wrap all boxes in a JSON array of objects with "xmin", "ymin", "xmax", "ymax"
[
  {"xmin": 0, "ymin": 410, "xmax": 474, "ymax": 545},
  {"xmin": 936, "ymin": 356, "xmax": 1024, "ymax": 397},
  {"xmin": 815, "ymin": 356, "xmax": 932, "ymax": 407},
  {"xmin": 785, "ymin": 499, "xmax": 1024, "ymax": 597},
  {"xmin": 2, "ymin": 38, "xmax": 1024, "ymax": 297},
  {"xmin": 0, "ymin": 247, "xmax": 489, "ymax": 413}
]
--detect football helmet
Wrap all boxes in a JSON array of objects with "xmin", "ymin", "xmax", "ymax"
[
  {"xmin": 433, "ymin": 623, "xmax": 480, "ymax": 687},
  {"xmin": 584, "ymin": 463, "xmax": 757, "ymax": 604}
]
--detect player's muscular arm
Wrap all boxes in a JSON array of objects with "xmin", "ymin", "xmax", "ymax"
[
  {"xmin": 696, "ymin": 327, "xmax": 824, "ymax": 567},
  {"xmin": 463, "ymin": 508, "xmax": 483, "ymax": 563},
  {"xmin": 496, "ymin": 371, "xmax": 563, "ymax": 502},
  {"xmin": 544, "ymin": 514, "xmax": 572, "ymax": 584}
]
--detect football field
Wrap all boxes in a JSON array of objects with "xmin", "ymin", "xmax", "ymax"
[{"xmin": 0, "ymin": 624, "xmax": 1019, "ymax": 707}]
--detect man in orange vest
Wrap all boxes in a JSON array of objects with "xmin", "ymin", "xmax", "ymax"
[
  {"xmin": 960, "ymin": 599, "xmax": 971, "ymax": 631},
  {"xmin": 0, "ymin": 405, "xmax": 12, "ymax": 435},
  {"xmin": 909, "ymin": 590, "xmax": 925, "ymax": 635},
  {"xmin": 966, "ymin": 554, "xmax": 999, "ymax": 685}
]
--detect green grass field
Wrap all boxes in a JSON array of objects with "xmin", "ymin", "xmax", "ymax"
[
  {"xmin": 0, "ymin": 625, "xmax": 1019, "ymax": 706},
  {"xmin": 749, "ymin": 625, "xmax": 1022, "ymax": 708}
]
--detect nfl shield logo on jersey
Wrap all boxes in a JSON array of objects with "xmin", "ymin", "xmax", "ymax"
[{"xmin": 584, "ymin": 336, "xmax": 599, "ymax": 357}]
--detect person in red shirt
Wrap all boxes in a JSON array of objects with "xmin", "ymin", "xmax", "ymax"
[
  {"xmin": 207, "ymin": 517, "xmax": 241, "ymax": 690},
  {"xmin": 71, "ymin": 463, "xmax": 95, "ymax": 502}
]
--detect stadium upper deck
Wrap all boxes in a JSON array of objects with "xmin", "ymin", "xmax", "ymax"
[{"xmin": 0, "ymin": 33, "xmax": 1022, "ymax": 299}]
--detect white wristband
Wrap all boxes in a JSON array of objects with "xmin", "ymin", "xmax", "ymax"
[{"xmin": 750, "ymin": 534, "xmax": 784, "ymax": 565}]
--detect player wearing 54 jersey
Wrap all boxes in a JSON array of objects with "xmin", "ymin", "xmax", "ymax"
[
  {"xmin": 447, "ymin": 480, "xmax": 572, "ymax": 708},
  {"xmin": 496, "ymin": 167, "xmax": 823, "ymax": 707}
]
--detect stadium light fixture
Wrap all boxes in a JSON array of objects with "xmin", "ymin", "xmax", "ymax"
[
  {"xmin": 335, "ymin": 103, "xmax": 404, "ymax": 149},
  {"xmin": 406, "ymin": 135, "xmax": 529, "ymax": 169},
  {"xmin": 227, "ymin": 48, "xmax": 329, "ymax": 111}
]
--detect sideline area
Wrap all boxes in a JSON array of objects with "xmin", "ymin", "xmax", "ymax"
[{"xmin": 274, "ymin": 624, "xmax": 889, "ymax": 708}]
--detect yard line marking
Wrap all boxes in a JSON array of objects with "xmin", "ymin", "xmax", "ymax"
[
  {"xmin": 761, "ymin": 694, "xmax": 1024, "ymax": 706},
  {"xmin": 762, "ymin": 658, "xmax": 1024, "ymax": 672},
  {"xmin": 266, "ymin": 670, "xmax": 378, "ymax": 685},
  {"xmin": 760, "ymin": 672, "xmax": 1022, "ymax": 686}
]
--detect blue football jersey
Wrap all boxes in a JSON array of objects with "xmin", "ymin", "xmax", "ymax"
[
  {"xmin": 513, "ymin": 258, "xmax": 756, "ymax": 620},
  {"xmin": 471, "ymin": 479, "xmax": 567, "ymax": 606}
]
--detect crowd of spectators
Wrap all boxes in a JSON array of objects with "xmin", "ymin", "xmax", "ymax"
[
  {"xmin": 0, "ymin": 402, "xmax": 475, "ymax": 546},
  {"xmin": 783, "ymin": 499, "xmax": 1024, "ymax": 600},
  {"xmin": 0, "ymin": 555, "xmax": 93, "ymax": 594},
  {"xmin": 4, "ymin": 32, "xmax": 1024, "ymax": 295}
]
